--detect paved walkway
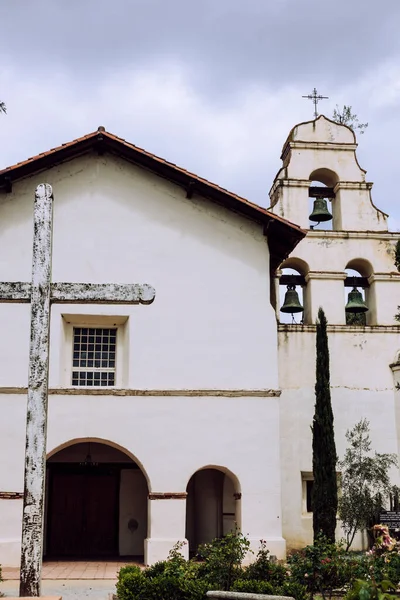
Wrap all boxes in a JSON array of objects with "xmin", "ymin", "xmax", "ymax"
[
  {"xmin": 1, "ymin": 579, "xmax": 117, "ymax": 599},
  {"xmin": 2, "ymin": 559, "xmax": 143, "ymax": 580}
]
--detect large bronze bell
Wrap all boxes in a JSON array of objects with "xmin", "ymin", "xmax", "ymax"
[
  {"xmin": 345, "ymin": 287, "xmax": 368, "ymax": 313},
  {"xmin": 309, "ymin": 198, "xmax": 333, "ymax": 223},
  {"xmin": 281, "ymin": 285, "xmax": 304, "ymax": 314}
]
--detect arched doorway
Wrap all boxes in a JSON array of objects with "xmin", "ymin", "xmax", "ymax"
[
  {"xmin": 45, "ymin": 440, "xmax": 148, "ymax": 559},
  {"xmin": 185, "ymin": 468, "xmax": 240, "ymax": 556}
]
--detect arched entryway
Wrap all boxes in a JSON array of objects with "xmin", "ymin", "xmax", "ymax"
[
  {"xmin": 45, "ymin": 440, "xmax": 148, "ymax": 559},
  {"xmin": 185, "ymin": 467, "xmax": 241, "ymax": 555}
]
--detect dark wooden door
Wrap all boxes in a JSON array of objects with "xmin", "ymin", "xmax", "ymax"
[{"xmin": 47, "ymin": 468, "xmax": 119, "ymax": 557}]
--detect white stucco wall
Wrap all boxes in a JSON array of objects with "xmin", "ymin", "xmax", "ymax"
[
  {"xmin": 0, "ymin": 153, "xmax": 278, "ymax": 391},
  {"xmin": 0, "ymin": 393, "xmax": 284, "ymax": 565},
  {"xmin": 279, "ymin": 326, "xmax": 400, "ymax": 551},
  {"xmin": 0, "ymin": 153, "xmax": 284, "ymax": 566}
]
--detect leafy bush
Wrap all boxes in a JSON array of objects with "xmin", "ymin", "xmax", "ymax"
[
  {"xmin": 384, "ymin": 552, "xmax": 400, "ymax": 587},
  {"xmin": 280, "ymin": 581, "xmax": 308, "ymax": 600},
  {"xmin": 118, "ymin": 572, "xmax": 207, "ymax": 600},
  {"xmin": 116, "ymin": 570, "xmax": 147, "ymax": 600},
  {"xmin": 117, "ymin": 541, "xmax": 208, "ymax": 600},
  {"xmin": 243, "ymin": 539, "xmax": 286, "ymax": 585},
  {"xmin": 197, "ymin": 529, "xmax": 251, "ymax": 591},
  {"xmin": 232, "ymin": 579, "xmax": 275, "ymax": 594},
  {"xmin": 233, "ymin": 578, "xmax": 307, "ymax": 600},
  {"xmin": 118, "ymin": 565, "xmax": 142, "ymax": 579},
  {"xmin": 345, "ymin": 578, "xmax": 397, "ymax": 600},
  {"xmin": 288, "ymin": 536, "xmax": 350, "ymax": 600},
  {"xmin": 142, "ymin": 560, "xmax": 167, "ymax": 578}
]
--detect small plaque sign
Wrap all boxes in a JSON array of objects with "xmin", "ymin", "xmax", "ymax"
[{"xmin": 379, "ymin": 511, "xmax": 400, "ymax": 529}]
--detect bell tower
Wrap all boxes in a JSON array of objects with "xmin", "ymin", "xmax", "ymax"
[{"xmin": 268, "ymin": 115, "xmax": 388, "ymax": 232}]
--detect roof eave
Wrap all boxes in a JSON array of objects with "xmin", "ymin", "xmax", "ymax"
[{"xmin": 0, "ymin": 131, "xmax": 306, "ymax": 269}]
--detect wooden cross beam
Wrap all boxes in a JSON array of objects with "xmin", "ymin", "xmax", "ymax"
[{"xmin": 0, "ymin": 184, "xmax": 155, "ymax": 597}]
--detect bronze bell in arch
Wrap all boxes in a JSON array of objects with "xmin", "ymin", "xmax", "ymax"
[
  {"xmin": 345, "ymin": 287, "xmax": 368, "ymax": 314},
  {"xmin": 281, "ymin": 285, "xmax": 304, "ymax": 314},
  {"xmin": 309, "ymin": 198, "xmax": 333, "ymax": 223}
]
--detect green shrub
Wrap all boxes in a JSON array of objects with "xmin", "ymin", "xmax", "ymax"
[
  {"xmin": 232, "ymin": 579, "xmax": 275, "ymax": 594},
  {"xmin": 117, "ymin": 542, "xmax": 207, "ymax": 600},
  {"xmin": 143, "ymin": 561, "xmax": 166, "ymax": 578},
  {"xmin": 117, "ymin": 568, "xmax": 207, "ymax": 600},
  {"xmin": 243, "ymin": 539, "xmax": 286, "ymax": 585},
  {"xmin": 288, "ymin": 536, "xmax": 350, "ymax": 600},
  {"xmin": 197, "ymin": 529, "xmax": 251, "ymax": 591},
  {"xmin": 232, "ymin": 577, "xmax": 307, "ymax": 600},
  {"xmin": 384, "ymin": 552, "xmax": 400, "ymax": 586},
  {"xmin": 280, "ymin": 581, "xmax": 308, "ymax": 600},
  {"xmin": 345, "ymin": 578, "xmax": 397, "ymax": 600},
  {"xmin": 118, "ymin": 565, "xmax": 142, "ymax": 580},
  {"xmin": 144, "ymin": 575, "xmax": 207, "ymax": 600},
  {"xmin": 116, "ymin": 570, "xmax": 147, "ymax": 600}
]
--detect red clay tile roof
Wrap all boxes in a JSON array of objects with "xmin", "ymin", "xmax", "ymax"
[{"xmin": 0, "ymin": 127, "xmax": 306, "ymax": 270}]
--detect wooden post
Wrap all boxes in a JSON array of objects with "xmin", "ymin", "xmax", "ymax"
[
  {"xmin": 0, "ymin": 183, "xmax": 155, "ymax": 595},
  {"xmin": 19, "ymin": 184, "xmax": 53, "ymax": 597}
]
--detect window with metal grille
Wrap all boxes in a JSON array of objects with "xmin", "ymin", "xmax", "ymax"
[{"xmin": 72, "ymin": 327, "xmax": 117, "ymax": 387}]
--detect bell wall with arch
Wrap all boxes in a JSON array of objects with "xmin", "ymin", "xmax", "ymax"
[
  {"xmin": 269, "ymin": 116, "xmax": 400, "ymax": 552},
  {"xmin": 275, "ymin": 238, "xmax": 399, "ymax": 327},
  {"xmin": 274, "ymin": 230, "xmax": 400, "ymax": 551}
]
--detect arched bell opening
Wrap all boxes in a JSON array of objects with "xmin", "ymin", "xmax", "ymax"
[
  {"xmin": 308, "ymin": 169, "xmax": 338, "ymax": 231},
  {"xmin": 344, "ymin": 261, "xmax": 374, "ymax": 325},
  {"xmin": 279, "ymin": 259, "xmax": 310, "ymax": 324},
  {"xmin": 45, "ymin": 440, "xmax": 148, "ymax": 560},
  {"xmin": 185, "ymin": 467, "xmax": 241, "ymax": 557}
]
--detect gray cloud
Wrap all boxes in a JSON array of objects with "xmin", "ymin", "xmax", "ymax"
[
  {"xmin": 1, "ymin": 0, "xmax": 400, "ymax": 228},
  {"xmin": 2, "ymin": 0, "xmax": 399, "ymax": 89}
]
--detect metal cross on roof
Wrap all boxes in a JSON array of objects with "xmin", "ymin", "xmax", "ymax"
[{"xmin": 302, "ymin": 88, "xmax": 329, "ymax": 119}]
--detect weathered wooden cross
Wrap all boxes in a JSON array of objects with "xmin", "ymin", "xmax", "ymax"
[{"xmin": 0, "ymin": 184, "xmax": 155, "ymax": 597}]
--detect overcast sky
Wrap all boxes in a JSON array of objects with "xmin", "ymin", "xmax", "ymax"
[{"xmin": 1, "ymin": 1, "xmax": 400, "ymax": 227}]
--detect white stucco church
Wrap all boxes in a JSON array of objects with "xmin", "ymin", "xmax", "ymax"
[{"xmin": 0, "ymin": 115, "xmax": 399, "ymax": 568}]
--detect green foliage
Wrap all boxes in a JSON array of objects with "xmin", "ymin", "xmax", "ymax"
[
  {"xmin": 116, "ymin": 570, "xmax": 148, "ymax": 600},
  {"xmin": 143, "ymin": 561, "xmax": 167, "ymax": 578},
  {"xmin": 345, "ymin": 578, "xmax": 397, "ymax": 600},
  {"xmin": 116, "ymin": 534, "xmax": 400, "ymax": 600},
  {"xmin": 117, "ymin": 543, "xmax": 207, "ymax": 600},
  {"xmin": 338, "ymin": 419, "xmax": 398, "ymax": 550},
  {"xmin": 332, "ymin": 105, "xmax": 368, "ymax": 135},
  {"xmin": 233, "ymin": 578, "xmax": 308, "ymax": 600},
  {"xmin": 118, "ymin": 565, "xmax": 142, "ymax": 579},
  {"xmin": 197, "ymin": 529, "xmax": 251, "ymax": 591},
  {"xmin": 384, "ymin": 552, "xmax": 400, "ymax": 586},
  {"xmin": 232, "ymin": 579, "xmax": 275, "ymax": 594},
  {"xmin": 288, "ymin": 536, "xmax": 350, "ymax": 600},
  {"xmin": 312, "ymin": 307, "xmax": 338, "ymax": 543},
  {"xmin": 243, "ymin": 539, "xmax": 286, "ymax": 585}
]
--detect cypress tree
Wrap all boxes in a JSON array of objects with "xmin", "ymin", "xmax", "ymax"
[{"xmin": 312, "ymin": 307, "xmax": 338, "ymax": 543}]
